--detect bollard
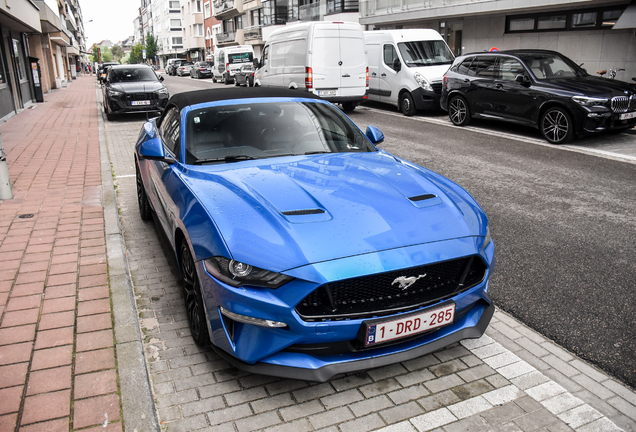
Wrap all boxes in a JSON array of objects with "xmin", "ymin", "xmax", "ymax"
[{"xmin": 0, "ymin": 132, "xmax": 13, "ymax": 200}]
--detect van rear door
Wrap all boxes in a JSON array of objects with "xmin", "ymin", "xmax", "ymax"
[
  {"xmin": 338, "ymin": 25, "xmax": 366, "ymax": 98},
  {"xmin": 311, "ymin": 26, "xmax": 341, "ymax": 96}
]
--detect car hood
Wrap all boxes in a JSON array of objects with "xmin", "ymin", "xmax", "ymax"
[
  {"xmin": 109, "ymin": 82, "xmax": 163, "ymax": 93},
  {"xmin": 538, "ymin": 76, "xmax": 635, "ymax": 97},
  {"xmin": 182, "ymin": 151, "xmax": 487, "ymax": 272}
]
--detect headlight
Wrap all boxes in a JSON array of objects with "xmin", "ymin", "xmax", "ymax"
[
  {"xmin": 413, "ymin": 72, "xmax": 433, "ymax": 92},
  {"xmin": 571, "ymin": 96, "xmax": 608, "ymax": 107},
  {"xmin": 481, "ymin": 226, "xmax": 491, "ymax": 250},
  {"xmin": 155, "ymin": 88, "xmax": 169, "ymax": 96},
  {"xmin": 204, "ymin": 257, "xmax": 294, "ymax": 288},
  {"xmin": 107, "ymin": 89, "xmax": 123, "ymax": 97}
]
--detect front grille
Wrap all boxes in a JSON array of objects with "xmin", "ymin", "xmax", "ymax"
[
  {"xmin": 611, "ymin": 96, "xmax": 633, "ymax": 113},
  {"xmin": 122, "ymin": 93, "xmax": 158, "ymax": 102},
  {"xmin": 296, "ymin": 256, "xmax": 487, "ymax": 321},
  {"xmin": 432, "ymin": 83, "xmax": 443, "ymax": 96}
]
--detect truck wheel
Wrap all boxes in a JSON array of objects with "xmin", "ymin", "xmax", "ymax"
[
  {"xmin": 342, "ymin": 102, "xmax": 356, "ymax": 112},
  {"xmin": 212, "ymin": 76, "xmax": 217, "ymax": 83},
  {"xmin": 224, "ymin": 74, "xmax": 230, "ymax": 85},
  {"xmin": 400, "ymin": 92, "xmax": 417, "ymax": 116}
]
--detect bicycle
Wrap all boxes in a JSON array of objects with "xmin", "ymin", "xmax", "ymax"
[{"xmin": 596, "ymin": 67, "xmax": 625, "ymax": 79}]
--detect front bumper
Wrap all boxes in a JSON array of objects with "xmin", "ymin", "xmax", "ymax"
[
  {"xmin": 197, "ymin": 237, "xmax": 495, "ymax": 382},
  {"xmin": 105, "ymin": 94, "xmax": 169, "ymax": 114},
  {"xmin": 412, "ymin": 87, "xmax": 442, "ymax": 111}
]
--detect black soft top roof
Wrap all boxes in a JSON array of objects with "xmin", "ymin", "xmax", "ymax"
[{"xmin": 167, "ymin": 88, "xmax": 322, "ymax": 111}]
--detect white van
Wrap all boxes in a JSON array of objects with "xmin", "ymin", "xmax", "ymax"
[
  {"xmin": 364, "ymin": 29, "xmax": 455, "ymax": 116},
  {"xmin": 255, "ymin": 21, "xmax": 368, "ymax": 112},
  {"xmin": 213, "ymin": 46, "xmax": 255, "ymax": 84}
]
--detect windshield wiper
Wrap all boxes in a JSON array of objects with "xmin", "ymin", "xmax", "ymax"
[{"xmin": 193, "ymin": 155, "xmax": 258, "ymax": 164}]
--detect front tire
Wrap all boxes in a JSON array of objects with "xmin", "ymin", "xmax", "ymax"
[
  {"xmin": 213, "ymin": 76, "xmax": 217, "ymax": 83},
  {"xmin": 224, "ymin": 73, "xmax": 231, "ymax": 85},
  {"xmin": 180, "ymin": 239, "xmax": 210, "ymax": 347},
  {"xmin": 448, "ymin": 96, "xmax": 471, "ymax": 126},
  {"xmin": 136, "ymin": 165, "xmax": 152, "ymax": 221},
  {"xmin": 540, "ymin": 107, "xmax": 573, "ymax": 144},
  {"xmin": 400, "ymin": 92, "xmax": 417, "ymax": 116}
]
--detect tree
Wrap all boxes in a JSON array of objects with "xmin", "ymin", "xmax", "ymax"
[
  {"xmin": 145, "ymin": 33, "xmax": 158, "ymax": 64},
  {"xmin": 111, "ymin": 45, "xmax": 124, "ymax": 62},
  {"xmin": 129, "ymin": 43, "xmax": 145, "ymax": 64},
  {"xmin": 101, "ymin": 47, "xmax": 113, "ymax": 63},
  {"xmin": 90, "ymin": 44, "xmax": 99, "ymax": 64}
]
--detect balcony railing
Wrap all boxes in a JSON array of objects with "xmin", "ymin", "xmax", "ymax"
[
  {"xmin": 213, "ymin": 0, "xmax": 235, "ymax": 15},
  {"xmin": 243, "ymin": 25, "xmax": 262, "ymax": 40},
  {"xmin": 300, "ymin": 2, "xmax": 321, "ymax": 21},
  {"xmin": 217, "ymin": 31, "xmax": 236, "ymax": 42}
]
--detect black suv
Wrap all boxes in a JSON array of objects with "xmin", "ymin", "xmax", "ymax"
[{"xmin": 440, "ymin": 50, "xmax": 636, "ymax": 144}]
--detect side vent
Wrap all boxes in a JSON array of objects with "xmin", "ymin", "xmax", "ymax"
[
  {"xmin": 282, "ymin": 209, "xmax": 326, "ymax": 216},
  {"xmin": 409, "ymin": 194, "xmax": 436, "ymax": 202}
]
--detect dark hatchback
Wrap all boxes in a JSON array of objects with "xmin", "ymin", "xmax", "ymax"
[
  {"xmin": 440, "ymin": 50, "xmax": 636, "ymax": 144},
  {"xmin": 102, "ymin": 65, "xmax": 169, "ymax": 121},
  {"xmin": 190, "ymin": 61, "xmax": 213, "ymax": 79}
]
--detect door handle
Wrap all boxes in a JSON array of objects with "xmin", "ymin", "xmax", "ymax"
[
  {"xmin": 381, "ymin": 73, "xmax": 386, "ymax": 77},
  {"xmin": 371, "ymin": 72, "xmax": 377, "ymax": 77},
  {"xmin": 463, "ymin": 79, "xmax": 470, "ymax": 83},
  {"xmin": 342, "ymin": 74, "xmax": 350, "ymax": 78},
  {"xmin": 496, "ymin": 83, "xmax": 504, "ymax": 90}
]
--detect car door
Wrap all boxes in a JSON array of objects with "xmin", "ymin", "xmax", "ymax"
[
  {"xmin": 147, "ymin": 107, "xmax": 181, "ymax": 237},
  {"xmin": 463, "ymin": 56, "xmax": 498, "ymax": 116},
  {"xmin": 380, "ymin": 44, "xmax": 399, "ymax": 104},
  {"xmin": 367, "ymin": 43, "xmax": 382, "ymax": 101},
  {"xmin": 490, "ymin": 57, "xmax": 538, "ymax": 123}
]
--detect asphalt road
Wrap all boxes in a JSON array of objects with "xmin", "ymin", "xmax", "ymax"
[{"xmin": 158, "ymin": 73, "xmax": 636, "ymax": 389}]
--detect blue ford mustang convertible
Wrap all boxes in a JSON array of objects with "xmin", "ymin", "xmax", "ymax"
[{"xmin": 135, "ymin": 88, "xmax": 495, "ymax": 381}]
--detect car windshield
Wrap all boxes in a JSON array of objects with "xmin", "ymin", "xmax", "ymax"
[
  {"xmin": 185, "ymin": 102, "xmax": 375, "ymax": 164},
  {"xmin": 398, "ymin": 41, "xmax": 454, "ymax": 67},
  {"xmin": 518, "ymin": 53, "xmax": 587, "ymax": 80},
  {"xmin": 109, "ymin": 68, "xmax": 158, "ymax": 83},
  {"xmin": 228, "ymin": 52, "xmax": 253, "ymax": 64}
]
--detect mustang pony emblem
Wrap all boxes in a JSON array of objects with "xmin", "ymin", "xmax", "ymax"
[{"xmin": 392, "ymin": 274, "xmax": 426, "ymax": 290}]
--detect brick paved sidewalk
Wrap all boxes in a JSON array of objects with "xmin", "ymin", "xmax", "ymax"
[{"xmin": 0, "ymin": 77, "xmax": 122, "ymax": 431}]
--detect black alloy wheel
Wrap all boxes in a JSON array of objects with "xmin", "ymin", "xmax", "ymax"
[
  {"xmin": 448, "ymin": 96, "xmax": 471, "ymax": 126},
  {"xmin": 180, "ymin": 239, "xmax": 210, "ymax": 346},
  {"xmin": 136, "ymin": 164, "xmax": 152, "ymax": 221},
  {"xmin": 400, "ymin": 92, "xmax": 417, "ymax": 116},
  {"xmin": 540, "ymin": 107, "xmax": 573, "ymax": 144}
]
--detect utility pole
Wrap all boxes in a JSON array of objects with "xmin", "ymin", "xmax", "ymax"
[{"xmin": 0, "ymin": 131, "xmax": 13, "ymax": 200}]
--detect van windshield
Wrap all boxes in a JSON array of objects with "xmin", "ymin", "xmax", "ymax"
[
  {"xmin": 228, "ymin": 52, "xmax": 254, "ymax": 64},
  {"xmin": 398, "ymin": 41, "xmax": 454, "ymax": 67}
]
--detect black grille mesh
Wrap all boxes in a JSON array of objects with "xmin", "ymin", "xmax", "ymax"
[
  {"xmin": 123, "ymin": 93, "xmax": 158, "ymax": 101},
  {"xmin": 296, "ymin": 256, "xmax": 487, "ymax": 321},
  {"xmin": 432, "ymin": 83, "xmax": 443, "ymax": 96}
]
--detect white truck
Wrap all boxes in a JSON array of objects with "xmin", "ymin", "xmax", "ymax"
[
  {"xmin": 213, "ymin": 45, "xmax": 255, "ymax": 84},
  {"xmin": 254, "ymin": 21, "xmax": 368, "ymax": 112},
  {"xmin": 364, "ymin": 29, "xmax": 455, "ymax": 116}
]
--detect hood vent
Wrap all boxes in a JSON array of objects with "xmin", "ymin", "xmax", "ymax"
[
  {"xmin": 409, "ymin": 194, "xmax": 437, "ymax": 202},
  {"xmin": 282, "ymin": 209, "xmax": 326, "ymax": 216}
]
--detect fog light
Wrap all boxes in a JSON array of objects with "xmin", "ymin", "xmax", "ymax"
[
  {"xmin": 587, "ymin": 113, "xmax": 601, "ymax": 118},
  {"xmin": 219, "ymin": 307, "xmax": 287, "ymax": 328}
]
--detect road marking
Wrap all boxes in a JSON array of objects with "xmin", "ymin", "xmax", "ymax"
[
  {"xmin": 116, "ymin": 174, "xmax": 135, "ymax": 178},
  {"xmin": 363, "ymin": 107, "xmax": 636, "ymax": 165}
]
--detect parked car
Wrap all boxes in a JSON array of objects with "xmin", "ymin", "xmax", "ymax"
[
  {"xmin": 213, "ymin": 45, "xmax": 254, "ymax": 84},
  {"xmin": 177, "ymin": 62, "xmax": 194, "ymax": 77},
  {"xmin": 98, "ymin": 61, "xmax": 120, "ymax": 83},
  {"xmin": 134, "ymin": 87, "xmax": 495, "ymax": 381},
  {"xmin": 233, "ymin": 64, "xmax": 255, "ymax": 87},
  {"xmin": 440, "ymin": 49, "xmax": 636, "ymax": 144},
  {"xmin": 190, "ymin": 61, "xmax": 213, "ymax": 79},
  {"xmin": 365, "ymin": 29, "xmax": 454, "ymax": 116},
  {"xmin": 166, "ymin": 58, "xmax": 187, "ymax": 76},
  {"xmin": 102, "ymin": 65, "xmax": 169, "ymax": 121},
  {"xmin": 254, "ymin": 21, "xmax": 368, "ymax": 112}
]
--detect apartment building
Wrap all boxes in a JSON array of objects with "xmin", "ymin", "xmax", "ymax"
[
  {"xmin": 0, "ymin": 0, "xmax": 87, "ymax": 120},
  {"xmin": 359, "ymin": 0, "xmax": 636, "ymax": 81}
]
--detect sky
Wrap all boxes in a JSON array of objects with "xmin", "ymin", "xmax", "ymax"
[{"xmin": 80, "ymin": 0, "xmax": 140, "ymax": 47}]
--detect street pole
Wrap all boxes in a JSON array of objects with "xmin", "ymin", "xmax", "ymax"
[{"xmin": 0, "ymin": 131, "xmax": 13, "ymax": 200}]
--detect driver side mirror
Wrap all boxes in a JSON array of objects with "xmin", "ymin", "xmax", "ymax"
[
  {"xmin": 159, "ymin": 75, "xmax": 164, "ymax": 82},
  {"xmin": 515, "ymin": 74, "xmax": 531, "ymax": 86},
  {"xmin": 365, "ymin": 125, "xmax": 384, "ymax": 145},
  {"xmin": 139, "ymin": 138, "xmax": 176, "ymax": 165},
  {"xmin": 392, "ymin": 58, "xmax": 401, "ymax": 72}
]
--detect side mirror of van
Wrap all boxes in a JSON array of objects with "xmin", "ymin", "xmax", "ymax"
[{"xmin": 392, "ymin": 58, "xmax": 401, "ymax": 72}]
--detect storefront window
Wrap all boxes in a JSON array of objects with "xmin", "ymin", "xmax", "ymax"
[
  {"xmin": 0, "ymin": 46, "xmax": 6, "ymax": 86},
  {"xmin": 537, "ymin": 15, "xmax": 566, "ymax": 30},
  {"xmin": 12, "ymin": 38, "xmax": 28, "ymax": 82}
]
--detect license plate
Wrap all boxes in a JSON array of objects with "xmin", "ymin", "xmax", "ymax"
[
  {"xmin": 132, "ymin": 100, "xmax": 150, "ymax": 106},
  {"xmin": 318, "ymin": 90, "xmax": 337, "ymax": 96},
  {"xmin": 364, "ymin": 303, "xmax": 455, "ymax": 346},
  {"xmin": 619, "ymin": 111, "xmax": 636, "ymax": 120}
]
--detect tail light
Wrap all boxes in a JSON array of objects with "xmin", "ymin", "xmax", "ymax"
[
  {"xmin": 366, "ymin": 67, "xmax": 369, "ymax": 89},
  {"xmin": 226, "ymin": 62, "xmax": 229, "ymax": 70},
  {"xmin": 305, "ymin": 67, "xmax": 313, "ymax": 89}
]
